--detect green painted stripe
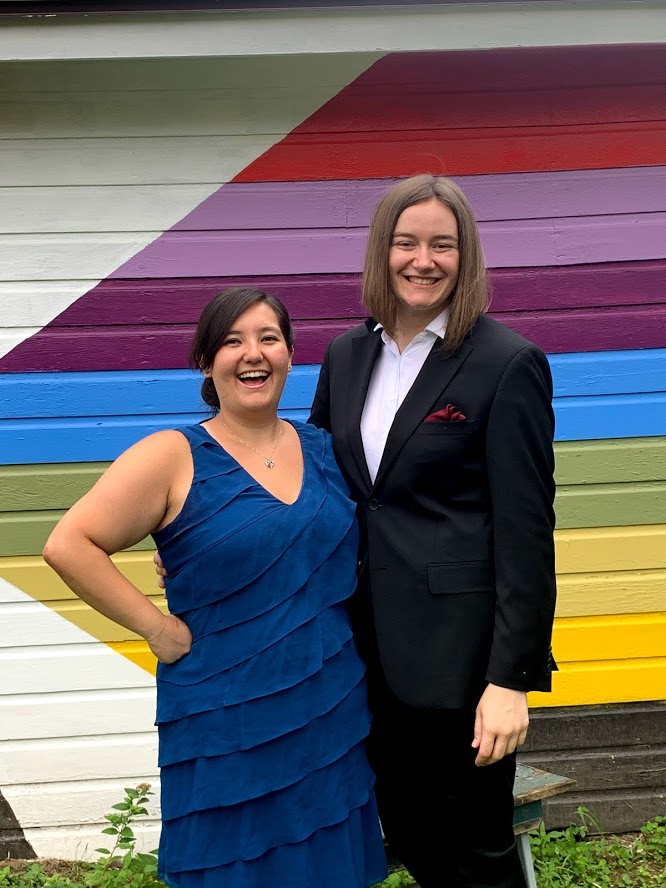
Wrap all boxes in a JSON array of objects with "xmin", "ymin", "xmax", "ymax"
[
  {"xmin": 1, "ymin": 439, "xmax": 665, "ymax": 555},
  {"xmin": 0, "ymin": 463, "xmax": 110, "ymax": 511},
  {"xmin": 555, "ymin": 482, "xmax": 666, "ymax": 529},
  {"xmin": 0, "ymin": 511, "xmax": 151, "ymax": 558},
  {"xmin": 2, "ymin": 439, "xmax": 665, "ymax": 511},
  {"xmin": 555, "ymin": 438, "xmax": 666, "ymax": 485}
]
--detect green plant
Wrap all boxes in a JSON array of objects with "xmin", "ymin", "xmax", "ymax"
[
  {"xmin": 529, "ymin": 806, "xmax": 666, "ymax": 888},
  {"xmin": 86, "ymin": 784, "xmax": 162, "ymax": 888},
  {"xmin": 374, "ymin": 870, "xmax": 416, "ymax": 887}
]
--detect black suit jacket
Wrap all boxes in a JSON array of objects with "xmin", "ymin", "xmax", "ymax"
[{"xmin": 309, "ymin": 314, "xmax": 557, "ymax": 709}]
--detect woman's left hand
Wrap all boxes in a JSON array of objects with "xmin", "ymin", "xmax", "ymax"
[{"xmin": 472, "ymin": 684, "xmax": 529, "ymax": 766}]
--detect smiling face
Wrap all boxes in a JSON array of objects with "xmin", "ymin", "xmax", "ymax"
[
  {"xmin": 205, "ymin": 302, "xmax": 293, "ymax": 420},
  {"xmin": 389, "ymin": 197, "xmax": 460, "ymax": 327}
]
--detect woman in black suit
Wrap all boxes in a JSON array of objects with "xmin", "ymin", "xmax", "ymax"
[{"xmin": 309, "ymin": 175, "xmax": 557, "ymax": 888}]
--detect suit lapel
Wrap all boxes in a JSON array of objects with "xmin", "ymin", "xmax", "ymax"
[
  {"xmin": 373, "ymin": 338, "xmax": 473, "ymax": 491},
  {"xmin": 346, "ymin": 326, "xmax": 383, "ymax": 495}
]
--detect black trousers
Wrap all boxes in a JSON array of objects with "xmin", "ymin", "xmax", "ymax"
[{"xmin": 364, "ymin": 665, "xmax": 527, "ymax": 888}]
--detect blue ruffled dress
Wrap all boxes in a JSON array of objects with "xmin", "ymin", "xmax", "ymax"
[{"xmin": 152, "ymin": 421, "xmax": 387, "ymax": 888}]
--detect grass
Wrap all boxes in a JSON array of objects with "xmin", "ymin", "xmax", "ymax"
[{"xmin": 1, "ymin": 792, "xmax": 664, "ymax": 888}]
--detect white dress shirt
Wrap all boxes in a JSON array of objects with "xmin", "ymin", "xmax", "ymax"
[{"xmin": 360, "ymin": 308, "xmax": 448, "ymax": 483}]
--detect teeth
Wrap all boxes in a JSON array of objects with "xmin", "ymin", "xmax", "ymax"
[
  {"xmin": 407, "ymin": 277, "xmax": 439, "ymax": 285},
  {"xmin": 239, "ymin": 371, "xmax": 268, "ymax": 379}
]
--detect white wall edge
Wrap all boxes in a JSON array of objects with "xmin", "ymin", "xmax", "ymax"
[{"xmin": 1, "ymin": 2, "xmax": 665, "ymax": 62}]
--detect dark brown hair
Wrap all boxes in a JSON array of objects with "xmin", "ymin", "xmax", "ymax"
[
  {"xmin": 362, "ymin": 175, "xmax": 489, "ymax": 352},
  {"xmin": 190, "ymin": 287, "xmax": 294, "ymax": 410}
]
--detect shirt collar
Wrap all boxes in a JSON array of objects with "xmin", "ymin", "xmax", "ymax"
[{"xmin": 374, "ymin": 307, "xmax": 449, "ymax": 342}]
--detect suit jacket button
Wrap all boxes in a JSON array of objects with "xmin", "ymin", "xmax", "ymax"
[{"xmin": 368, "ymin": 498, "xmax": 379, "ymax": 511}]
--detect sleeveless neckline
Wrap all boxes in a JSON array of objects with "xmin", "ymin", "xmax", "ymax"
[{"xmin": 198, "ymin": 419, "xmax": 306, "ymax": 507}]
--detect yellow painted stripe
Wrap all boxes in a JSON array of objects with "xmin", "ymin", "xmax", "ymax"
[
  {"xmin": 529, "ymin": 658, "xmax": 666, "ymax": 708},
  {"xmin": 111, "ymin": 644, "xmax": 666, "ymax": 709},
  {"xmin": 2, "ymin": 542, "xmax": 666, "ymax": 625},
  {"xmin": 556, "ymin": 569, "xmax": 666, "ymax": 617},
  {"xmin": 555, "ymin": 525, "xmax": 666, "ymax": 573},
  {"xmin": 552, "ymin": 613, "xmax": 666, "ymax": 661},
  {"xmin": 107, "ymin": 641, "xmax": 157, "ymax": 676},
  {"xmin": 0, "ymin": 552, "xmax": 160, "ymax": 602}
]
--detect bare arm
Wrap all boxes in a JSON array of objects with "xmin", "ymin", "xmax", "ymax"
[{"xmin": 43, "ymin": 431, "xmax": 192, "ymax": 663}]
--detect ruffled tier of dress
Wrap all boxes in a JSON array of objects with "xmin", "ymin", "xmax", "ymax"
[{"xmin": 152, "ymin": 423, "xmax": 387, "ymax": 888}]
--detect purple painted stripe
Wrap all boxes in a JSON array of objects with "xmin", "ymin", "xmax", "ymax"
[
  {"xmin": 112, "ymin": 215, "xmax": 666, "ymax": 279},
  {"xmin": 34, "ymin": 261, "xmax": 666, "ymax": 327},
  {"xmin": 3, "ymin": 305, "xmax": 666, "ymax": 373},
  {"xmin": 172, "ymin": 168, "xmax": 666, "ymax": 231}
]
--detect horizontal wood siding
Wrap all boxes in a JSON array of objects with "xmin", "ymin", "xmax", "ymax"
[
  {"xmin": 0, "ymin": 42, "xmax": 664, "ymax": 853},
  {"xmin": 521, "ymin": 702, "xmax": 666, "ymax": 833}
]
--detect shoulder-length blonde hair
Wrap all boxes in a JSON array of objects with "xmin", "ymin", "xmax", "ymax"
[{"xmin": 362, "ymin": 175, "xmax": 489, "ymax": 353}]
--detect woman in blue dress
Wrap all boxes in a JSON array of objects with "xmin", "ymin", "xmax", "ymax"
[{"xmin": 43, "ymin": 287, "xmax": 388, "ymax": 888}]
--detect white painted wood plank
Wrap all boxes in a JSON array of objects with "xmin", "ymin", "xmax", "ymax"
[
  {"xmin": 2, "ymin": 780, "xmax": 162, "ymax": 828},
  {"xmin": 0, "ymin": 54, "xmax": 381, "ymax": 95},
  {"xmin": 0, "ymin": 5, "xmax": 663, "ymax": 61},
  {"xmin": 23, "ymin": 823, "xmax": 161, "ymax": 861},
  {"xmin": 0, "ymin": 135, "xmax": 277, "ymax": 186},
  {"xmin": 0, "ymin": 87, "xmax": 352, "ymax": 138},
  {"xmin": 0, "ymin": 645, "xmax": 156, "ymax": 693},
  {"xmin": 0, "ymin": 186, "xmax": 217, "ymax": 234},
  {"xmin": 0, "ymin": 601, "xmax": 87, "ymax": 647},
  {"xmin": 0, "ymin": 232, "xmax": 163, "ymax": 282},
  {"xmin": 0, "ymin": 578, "xmax": 25, "ymax": 602},
  {"xmin": 0, "ymin": 282, "xmax": 98, "ymax": 328},
  {"xmin": 0, "ymin": 689, "xmax": 156, "ymax": 741},
  {"xmin": 0, "ymin": 736, "xmax": 158, "ymax": 785}
]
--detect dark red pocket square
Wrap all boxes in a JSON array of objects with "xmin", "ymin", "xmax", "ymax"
[{"xmin": 424, "ymin": 404, "xmax": 467, "ymax": 423}]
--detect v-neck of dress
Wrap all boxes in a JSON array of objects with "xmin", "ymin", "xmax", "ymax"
[{"xmin": 198, "ymin": 419, "xmax": 306, "ymax": 507}]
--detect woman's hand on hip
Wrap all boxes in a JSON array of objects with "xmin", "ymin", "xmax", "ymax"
[
  {"xmin": 153, "ymin": 550, "xmax": 168, "ymax": 590},
  {"xmin": 146, "ymin": 613, "xmax": 192, "ymax": 664},
  {"xmin": 472, "ymin": 683, "xmax": 529, "ymax": 767}
]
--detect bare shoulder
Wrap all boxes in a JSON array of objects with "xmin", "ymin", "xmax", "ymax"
[{"xmin": 102, "ymin": 429, "xmax": 192, "ymax": 483}]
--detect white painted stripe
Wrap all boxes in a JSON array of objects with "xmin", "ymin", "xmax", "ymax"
[
  {"xmin": 0, "ymin": 579, "xmax": 156, "ymax": 738},
  {"xmin": 0, "ymin": 646, "xmax": 156, "ymax": 694},
  {"xmin": 0, "ymin": 186, "xmax": 217, "ymax": 234},
  {"xmin": 0, "ymin": 135, "xmax": 278, "ymax": 187},
  {"xmin": 0, "ymin": 53, "xmax": 378, "ymax": 358},
  {"xmin": 6, "ymin": 784, "xmax": 161, "ymax": 829},
  {"xmin": 21, "ymin": 823, "xmax": 161, "ymax": 861},
  {"xmin": 1, "ymin": 4, "xmax": 663, "ymax": 61},
  {"xmin": 0, "ymin": 692, "xmax": 157, "ymax": 740},
  {"xmin": 1, "ymin": 739, "xmax": 158, "ymax": 785},
  {"xmin": 0, "ymin": 87, "xmax": 371, "ymax": 140},
  {"xmin": 0, "ymin": 601, "xmax": 102, "ymax": 647}
]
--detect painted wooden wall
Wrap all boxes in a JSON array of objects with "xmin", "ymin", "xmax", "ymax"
[{"xmin": 1, "ymin": 43, "xmax": 665, "ymax": 854}]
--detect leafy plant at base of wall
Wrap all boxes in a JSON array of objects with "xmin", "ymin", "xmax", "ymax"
[
  {"xmin": 529, "ymin": 806, "xmax": 666, "ymax": 888},
  {"xmin": 86, "ymin": 785, "xmax": 162, "ymax": 888}
]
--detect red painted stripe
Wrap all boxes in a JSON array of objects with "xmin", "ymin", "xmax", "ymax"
[
  {"xmin": 4, "ymin": 305, "xmax": 666, "ymax": 373},
  {"xmin": 235, "ymin": 122, "xmax": 666, "ymax": 181},
  {"xmin": 290, "ymin": 86, "xmax": 665, "ymax": 133},
  {"xmin": 351, "ymin": 46, "xmax": 666, "ymax": 92}
]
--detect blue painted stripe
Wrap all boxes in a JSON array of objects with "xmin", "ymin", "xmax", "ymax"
[
  {"xmin": 0, "ymin": 410, "xmax": 310, "ymax": 465},
  {"xmin": 2, "ymin": 351, "xmax": 666, "ymax": 464},
  {"xmin": 2, "ymin": 393, "xmax": 666, "ymax": 464},
  {"xmin": 2, "ymin": 350, "xmax": 666, "ymax": 420},
  {"xmin": 0, "ymin": 367, "xmax": 320, "ymax": 419}
]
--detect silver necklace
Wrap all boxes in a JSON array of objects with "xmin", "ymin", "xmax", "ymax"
[{"xmin": 219, "ymin": 417, "xmax": 283, "ymax": 469}]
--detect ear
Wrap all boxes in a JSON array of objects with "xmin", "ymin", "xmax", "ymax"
[{"xmin": 288, "ymin": 346, "xmax": 294, "ymax": 372}]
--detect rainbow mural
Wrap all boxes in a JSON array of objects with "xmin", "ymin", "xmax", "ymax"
[{"xmin": 1, "ymin": 41, "xmax": 665, "ymax": 852}]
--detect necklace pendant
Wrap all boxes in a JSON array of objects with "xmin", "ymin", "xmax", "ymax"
[{"xmin": 264, "ymin": 458, "xmax": 275, "ymax": 469}]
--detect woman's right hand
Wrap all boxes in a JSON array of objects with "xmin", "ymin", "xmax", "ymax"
[{"xmin": 146, "ymin": 613, "xmax": 192, "ymax": 664}]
